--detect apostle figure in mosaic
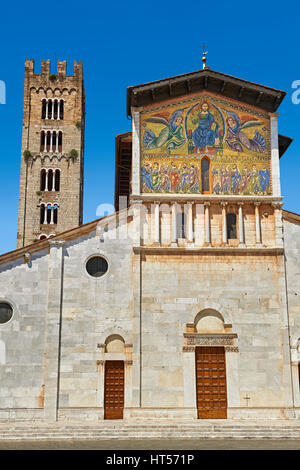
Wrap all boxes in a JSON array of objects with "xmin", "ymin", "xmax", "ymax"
[
  {"xmin": 169, "ymin": 162, "xmax": 181, "ymax": 191},
  {"xmin": 152, "ymin": 162, "xmax": 161, "ymax": 191},
  {"xmin": 259, "ymin": 167, "xmax": 270, "ymax": 193},
  {"xmin": 141, "ymin": 163, "xmax": 153, "ymax": 191}
]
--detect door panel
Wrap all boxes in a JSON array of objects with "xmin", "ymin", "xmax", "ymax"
[
  {"xmin": 104, "ymin": 360, "xmax": 124, "ymax": 419},
  {"xmin": 195, "ymin": 346, "xmax": 227, "ymax": 419}
]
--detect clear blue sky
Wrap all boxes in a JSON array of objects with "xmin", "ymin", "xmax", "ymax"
[{"xmin": 0, "ymin": 0, "xmax": 299, "ymax": 255}]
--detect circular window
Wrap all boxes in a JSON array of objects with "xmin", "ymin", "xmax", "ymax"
[
  {"xmin": 0, "ymin": 303, "xmax": 13, "ymax": 324},
  {"xmin": 86, "ymin": 256, "xmax": 108, "ymax": 278}
]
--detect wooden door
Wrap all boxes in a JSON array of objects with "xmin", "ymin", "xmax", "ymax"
[
  {"xmin": 195, "ymin": 346, "xmax": 227, "ymax": 419},
  {"xmin": 104, "ymin": 360, "xmax": 124, "ymax": 419}
]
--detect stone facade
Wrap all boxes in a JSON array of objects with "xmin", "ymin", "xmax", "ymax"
[
  {"xmin": 0, "ymin": 66, "xmax": 299, "ymax": 422},
  {"xmin": 17, "ymin": 59, "xmax": 85, "ymax": 248}
]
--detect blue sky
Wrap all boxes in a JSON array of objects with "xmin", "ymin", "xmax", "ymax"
[{"xmin": 0, "ymin": 0, "xmax": 299, "ymax": 255}]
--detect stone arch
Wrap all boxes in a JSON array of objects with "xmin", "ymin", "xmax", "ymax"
[
  {"xmin": 189, "ymin": 302, "xmax": 233, "ymax": 327},
  {"xmin": 105, "ymin": 334, "xmax": 125, "ymax": 353},
  {"xmin": 98, "ymin": 326, "xmax": 130, "ymax": 346},
  {"xmin": 194, "ymin": 309, "xmax": 226, "ymax": 333}
]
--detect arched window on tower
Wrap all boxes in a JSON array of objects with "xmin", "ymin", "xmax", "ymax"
[
  {"xmin": 41, "ymin": 99, "xmax": 47, "ymax": 119},
  {"xmin": 58, "ymin": 131, "xmax": 63, "ymax": 152},
  {"xmin": 40, "ymin": 204, "xmax": 45, "ymax": 224},
  {"xmin": 47, "ymin": 169, "xmax": 53, "ymax": 191},
  {"xmin": 40, "ymin": 169, "xmax": 46, "ymax": 191},
  {"xmin": 55, "ymin": 170, "xmax": 60, "ymax": 191},
  {"xmin": 53, "ymin": 204, "xmax": 58, "ymax": 224},
  {"xmin": 60, "ymin": 100, "xmax": 64, "ymax": 120},
  {"xmin": 201, "ymin": 157, "xmax": 210, "ymax": 193},
  {"xmin": 227, "ymin": 213, "xmax": 237, "ymax": 239},
  {"xmin": 53, "ymin": 100, "xmax": 58, "ymax": 120},
  {"xmin": 46, "ymin": 204, "xmax": 52, "ymax": 224},
  {"xmin": 48, "ymin": 100, "xmax": 53, "ymax": 120}
]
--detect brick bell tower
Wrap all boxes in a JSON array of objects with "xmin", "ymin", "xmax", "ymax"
[{"xmin": 17, "ymin": 59, "xmax": 85, "ymax": 248}]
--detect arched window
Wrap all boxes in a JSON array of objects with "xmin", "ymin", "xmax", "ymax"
[
  {"xmin": 47, "ymin": 169, "xmax": 53, "ymax": 192},
  {"xmin": 40, "ymin": 131, "xmax": 45, "ymax": 152},
  {"xmin": 53, "ymin": 204, "xmax": 58, "ymax": 224},
  {"xmin": 201, "ymin": 157, "xmax": 210, "ymax": 193},
  {"xmin": 39, "ymin": 234, "xmax": 47, "ymax": 240},
  {"xmin": 55, "ymin": 169, "xmax": 60, "ymax": 191},
  {"xmin": 48, "ymin": 100, "xmax": 53, "ymax": 120},
  {"xmin": 53, "ymin": 100, "xmax": 58, "ymax": 120},
  {"xmin": 40, "ymin": 204, "xmax": 45, "ymax": 224},
  {"xmin": 58, "ymin": 131, "xmax": 63, "ymax": 152},
  {"xmin": 60, "ymin": 100, "xmax": 64, "ymax": 120},
  {"xmin": 41, "ymin": 99, "xmax": 47, "ymax": 119},
  {"xmin": 46, "ymin": 204, "xmax": 52, "ymax": 224},
  {"xmin": 227, "ymin": 213, "xmax": 237, "ymax": 239},
  {"xmin": 40, "ymin": 169, "xmax": 46, "ymax": 191}
]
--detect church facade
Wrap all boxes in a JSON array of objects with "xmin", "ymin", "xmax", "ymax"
[{"xmin": 0, "ymin": 61, "xmax": 299, "ymax": 421}]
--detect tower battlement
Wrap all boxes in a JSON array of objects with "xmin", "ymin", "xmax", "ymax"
[{"xmin": 24, "ymin": 59, "xmax": 83, "ymax": 82}]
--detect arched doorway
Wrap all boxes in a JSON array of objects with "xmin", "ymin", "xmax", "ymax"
[
  {"xmin": 104, "ymin": 335, "xmax": 125, "ymax": 419},
  {"xmin": 183, "ymin": 309, "xmax": 238, "ymax": 419}
]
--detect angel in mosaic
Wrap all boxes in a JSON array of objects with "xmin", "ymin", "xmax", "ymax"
[
  {"xmin": 225, "ymin": 111, "xmax": 266, "ymax": 153},
  {"xmin": 143, "ymin": 109, "xmax": 186, "ymax": 150}
]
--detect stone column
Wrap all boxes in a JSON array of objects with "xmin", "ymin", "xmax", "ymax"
[
  {"xmin": 154, "ymin": 202, "xmax": 160, "ymax": 245},
  {"xmin": 45, "ymin": 170, "xmax": 49, "ymax": 191},
  {"xmin": 255, "ymin": 202, "xmax": 262, "ymax": 245},
  {"xmin": 43, "ymin": 204, "xmax": 47, "ymax": 225},
  {"xmin": 45, "ymin": 100, "xmax": 49, "ymax": 120},
  {"xmin": 238, "ymin": 203, "xmax": 245, "ymax": 245},
  {"xmin": 49, "ymin": 131, "xmax": 53, "ymax": 153},
  {"xmin": 204, "ymin": 202, "xmax": 211, "ymax": 245},
  {"xmin": 131, "ymin": 109, "xmax": 141, "ymax": 196},
  {"xmin": 171, "ymin": 202, "xmax": 177, "ymax": 246},
  {"xmin": 50, "ymin": 205, "xmax": 54, "ymax": 225},
  {"xmin": 57, "ymin": 100, "xmax": 60, "ymax": 120},
  {"xmin": 187, "ymin": 202, "xmax": 194, "ymax": 243},
  {"xmin": 43, "ymin": 132, "xmax": 47, "ymax": 152},
  {"xmin": 221, "ymin": 202, "xmax": 227, "ymax": 245},
  {"xmin": 270, "ymin": 113, "xmax": 281, "ymax": 197},
  {"xmin": 43, "ymin": 240, "xmax": 65, "ymax": 421}
]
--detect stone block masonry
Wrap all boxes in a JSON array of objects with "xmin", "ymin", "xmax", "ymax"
[{"xmin": 17, "ymin": 59, "xmax": 85, "ymax": 248}]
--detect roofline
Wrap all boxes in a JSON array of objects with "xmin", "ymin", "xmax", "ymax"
[
  {"xmin": 127, "ymin": 68, "xmax": 286, "ymax": 117},
  {"xmin": 282, "ymin": 209, "xmax": 300, "ymax": 223},
  {"xmin": 0, "ymin": 217, "xmax": 104, "ymax": 266}
]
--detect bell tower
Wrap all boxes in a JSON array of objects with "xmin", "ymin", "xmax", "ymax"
[{"xmin": 17, "ymin": 59, "xmax": 85, "ymax": 248}]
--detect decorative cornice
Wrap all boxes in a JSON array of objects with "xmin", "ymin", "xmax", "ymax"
[
  {"xmin": 131, "ymin": 194, "xmax": 283, "ymax": 204},
  {"xmin": 133, "ymin": 246, "xmax": 284, "ymax": 255},
  {"xmin": 184, "ymin": 333, "xmax": 237, "ymax": 347}
]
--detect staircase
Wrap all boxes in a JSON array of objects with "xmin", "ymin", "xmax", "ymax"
[{"xmin": 0, "ymin": 420, "xmax": 300, "ymax": 441}]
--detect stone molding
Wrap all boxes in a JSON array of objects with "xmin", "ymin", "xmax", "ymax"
[{"xmin": 184, "ymin": 333, "xmax": 237, "ymax": 346}]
